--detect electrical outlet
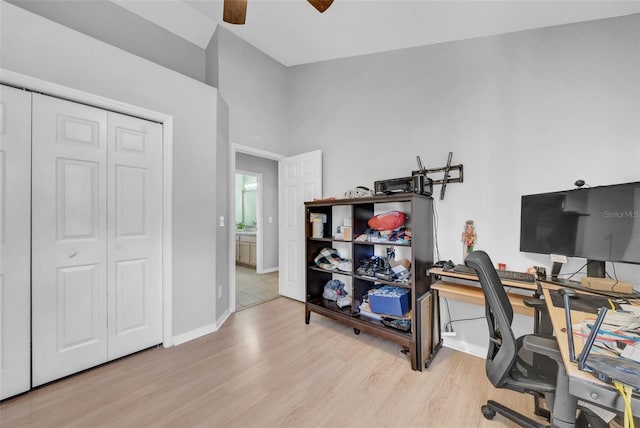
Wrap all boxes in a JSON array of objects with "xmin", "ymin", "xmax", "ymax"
[{"xmin": 218, "ymin": 285, "xmax": 223, "ymax": 299}]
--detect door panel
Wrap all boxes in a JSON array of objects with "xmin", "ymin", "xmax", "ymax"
[
  {"xmin": 32, "ymin": 93, "xmax": 109, "ymax": 387},
  {"xmin": 279, "ymin": 150, "xmax": 322, "ymax": 301},
  {"xmin": 56, "ymin": 264, "xmax": 101, "ymax": 350},
  {"xmin": 107, "ymin": 111, "xmax": 162, "ymax": 360},
  {"xmin": 115, "ymin": 258, "xmax": 147, "ymax": 334},
  {"xmin": 57, "ymin": 158, "xmax": 100, "ymax": 240},
  {"xmin": 57, "ymin": 114, "xmax": 100, "ymax": 148},
  {"xmin": 0, "ymin": 85, "xmax": 31, "ymax": 400},
  {"xmin": 115, "ymin": 166, "xmax": 146, "ymax": 237}
]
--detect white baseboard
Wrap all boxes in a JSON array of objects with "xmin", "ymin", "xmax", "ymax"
[
  {"xmin": 172, "ymin": 323, "xmax": 218, "ymax": 346},
  {"xmin": 257, "ymin": 266, "xmax": 279, "ymax": 274},
  {"xmin": 216, "ymin": 308, "xmax": 231, "ymax": 328},
  {"xmin": 172, "ymin": 308, "xmax": 232, "ymax": 346},
  {"xmin": 442, "ymin": 337, "xmax": 487, "ymax": 359}
]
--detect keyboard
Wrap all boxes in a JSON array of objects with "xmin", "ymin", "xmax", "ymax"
[{"xmin": 448, "ymin": 264, "xmax": 536, "ymax": 283}]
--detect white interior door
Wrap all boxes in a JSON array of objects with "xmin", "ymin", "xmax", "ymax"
[
  {"xmin": 279, "ymin": 150, "xmax": 322, "ymax": 301},
  {"xmin": 32, "ymin": 94, "xmax": 109, "ymax": 386},
  {"xmin": 107, "ymin": 111, "xmax": 162, "ymax": 360},
  {"xmin": 0, "ymin": 85, "xmax": 32, "ymax": 399}
]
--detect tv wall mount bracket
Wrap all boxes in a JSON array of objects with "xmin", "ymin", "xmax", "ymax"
[{"xmin": 413, "ymin": 152, "xmax": 463, "ymax": 200}]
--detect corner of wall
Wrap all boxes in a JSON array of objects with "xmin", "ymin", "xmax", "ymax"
[{"xmin": 205, "ymin": 26, "xmax": 220, "ymax": 88}]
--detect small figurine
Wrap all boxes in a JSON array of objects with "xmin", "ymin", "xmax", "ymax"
[{"xmin": 461, "ymin": 220, "xmax": 477, "ymax": 258}]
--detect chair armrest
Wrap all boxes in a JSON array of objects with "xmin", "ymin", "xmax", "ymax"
[
  {"xmin": 523, "ymin": 298, "xmax": 546, "ymax": 309},
  {"xmin": 523, "ymin": 335, "xmax": 562, "ymax": 362},
  {"xmin": 524, "ymin": 298, "xmax": 554, "ymax": 335}
]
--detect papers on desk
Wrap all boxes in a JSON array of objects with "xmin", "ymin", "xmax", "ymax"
[
  {"xmin": 600, "ymin": 310, "xmax": 640, "ymax": 330},
  {"xmin": 620, "ymin": 304, "xmax": 640, "ymax": 316},
  {"xmin": 573, "ymin": 309, "xmax": 640, "ymax": 360},
  {"xmin": 621, "ymin": 342, "xmax": 640, "ymax": 363}
]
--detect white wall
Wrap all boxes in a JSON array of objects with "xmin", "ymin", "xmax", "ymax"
[
  {"xmin": 287, "ymin": 14, "xmax": 640, "ymax": 352},
  {"xmin": 289, "ymin": 14, "xmax": 640, "ymax": 274},
  {"xmin": 215, "ymin": 27, "xmax": 290, "ymax": 155},
  {"xmin": 5, "ymin": 0, "xmax": 206, "ymax": 82},
  {"xmin": 0, "ymin": 2, "xmax": 222, "ymax": 338}
]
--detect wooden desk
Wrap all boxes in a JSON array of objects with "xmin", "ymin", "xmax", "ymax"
[
  {"xmin": 431, "ymin": 280, "xmax": 535, "ymax": 316},
  {"xmin": 541, "ymin": 284, "xmax": 640, "ymax": 414},
  {"xmin": 430, "ymin": 268, "xmax": 537, "ymax": 317}
]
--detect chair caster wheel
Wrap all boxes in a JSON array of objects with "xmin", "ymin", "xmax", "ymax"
[
  {"xmin": 353, "ymin": 328, "xmax": 360, "ymax": 335},
  {"xmin": 481, "ymin": 405, "xmax": 496, "ymax": 420}
]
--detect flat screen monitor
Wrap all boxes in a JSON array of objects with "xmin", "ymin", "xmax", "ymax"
[{"xmin": 520, "ymin": 182, "xmax": 640, "ymax": 274}]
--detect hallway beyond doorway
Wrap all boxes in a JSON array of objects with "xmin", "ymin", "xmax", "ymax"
[{"xmin": 236, "ymin": 265, "xmax": 279, "ymax": 311}]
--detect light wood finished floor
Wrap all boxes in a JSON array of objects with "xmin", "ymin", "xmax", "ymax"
[
  {"xmin": 236, "ymin": 265, "xmax": 279, "ymax": 311},
  {"xmin": 2, "ymin": 298, "xmax": 546, "ymax": 428}
]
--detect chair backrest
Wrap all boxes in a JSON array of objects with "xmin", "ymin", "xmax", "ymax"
[{"xmin": 465, "ymin": 250, "xmax": 518, "ymax": 387}]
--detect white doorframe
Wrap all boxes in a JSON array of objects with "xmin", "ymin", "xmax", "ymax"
[
  {"xmin": 0, "ymin": 69, "xmax": 175, "ymax": 347},
  {"xmin": 229, "ymin": 143, "xmax": 284, "ymax": 313}
]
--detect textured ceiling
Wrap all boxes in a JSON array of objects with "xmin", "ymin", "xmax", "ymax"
[{"xmin": 112, "ymin": 0, "xmax": 640, "ymax": 66}]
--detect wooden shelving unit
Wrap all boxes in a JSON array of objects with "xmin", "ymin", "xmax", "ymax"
[{"xmin": 304, "ymin": 193, "xmax": 438, "ymax": 370}]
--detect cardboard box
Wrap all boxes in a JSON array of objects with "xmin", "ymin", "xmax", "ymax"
[
  {"xmin": 343, "ymin": 226, "xmax": 352, "ymax": 241},
  {"xmin": 368, "ymin": 286, "xmax": 410, "ymax": 316},
  {"xmin": 580, "ymin": 277, "xmax": 633, "ymax": 294}
]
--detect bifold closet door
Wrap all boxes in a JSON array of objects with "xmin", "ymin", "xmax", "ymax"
[
  {"xmin": 0, "ymin": 85, "xmax": 32, "ymax": 400},
  {"xmin": 32, "ymin": 94, "xmax": 109, "ymax": 386},
  {"xmin": 106, "ymin": 111, "xmax": 162, "ymax": 360},
  {"xmin": 32, "ymin": 94, "xmax": 163, "ymax": 386}
]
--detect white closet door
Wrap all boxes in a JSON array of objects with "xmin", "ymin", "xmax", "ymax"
[
  {"xmin": 32, "ymin": 94, "xmax": 109, "ymax": 386},
  {"xmin": 0, "ymin": 85, "xmax": 31, "ymax": 399},
  {"xmin": 107, "ymin": 111, "xmax": 162, "ymax": 360}
]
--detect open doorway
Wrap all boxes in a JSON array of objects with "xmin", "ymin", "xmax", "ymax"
[
  {"xmin": 233, "ymin": 150, "xmax": 281, "ymax": 311},
  {"xmin": 229, "ymin": 144, "xmax": 322, "ymax": 310}
]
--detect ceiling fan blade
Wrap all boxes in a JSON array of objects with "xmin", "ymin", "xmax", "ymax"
[
  {"xmin": 223, "ymin": 0, "xmax": 247, "ymax": 25},
  {"xmin": 307, "ymin": 0, "xmax": 334, "ymax": 13}
]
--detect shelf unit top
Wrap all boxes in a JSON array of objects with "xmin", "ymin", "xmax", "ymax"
[{"xmin": 304, "ymin": 193, "xmax": 432, "ymax": 207}]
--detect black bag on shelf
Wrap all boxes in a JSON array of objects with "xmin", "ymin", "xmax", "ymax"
[{"xmin": 381, "ymin": 318, "xmax": 411, "ymax": 332}]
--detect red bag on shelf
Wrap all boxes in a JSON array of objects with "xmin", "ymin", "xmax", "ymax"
[{"xmin": 367, "ymin": 211, "xmax": 406, "ymax": 231}]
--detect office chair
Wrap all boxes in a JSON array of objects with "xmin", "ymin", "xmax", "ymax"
[{"xmin": 465, "ymin": 250, "xmax": 590, "ymax": 428}]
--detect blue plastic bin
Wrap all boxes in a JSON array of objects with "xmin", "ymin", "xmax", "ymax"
[{"xmin": 368, "ymin": 286, "xmax": 410, "ymax": 316}]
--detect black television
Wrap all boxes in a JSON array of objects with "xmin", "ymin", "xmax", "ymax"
[{"xmin": 520, "ymin": 181, "xmax": 640, "ymax": 278}]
